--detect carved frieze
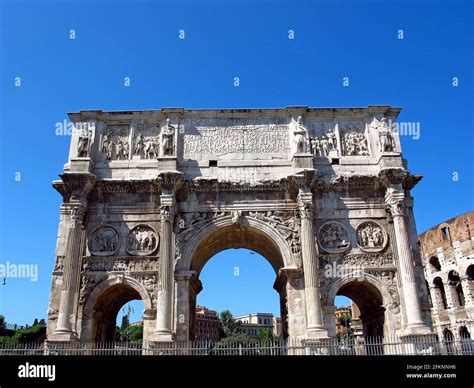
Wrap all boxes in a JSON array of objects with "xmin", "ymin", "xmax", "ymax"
[
  {"xmin": 126, "ymin": 225, "xmax": 159, "ymax": 256},
  {"xmin": 317, "ymin": 221, "xmax": 351, "ymax": 254},
  {"xmin": 88, "ymin": 225, "xmax": 120, "ymax": 256},
  {"xmin": 318, "ymin": 252, "xmax": 394, "ymax": 268},
  {"xmin": 356, "ymin": 221, "xmax": 388, "ymax": 252},
  {"xmin": 83, "ymin": 256, "xmax": 158, "ymax": 272}
]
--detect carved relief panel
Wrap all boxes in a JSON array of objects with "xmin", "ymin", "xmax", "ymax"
[
  {"xmin": 126, "ymin": 225, "xmax": 159, "ymax": 256},
  {"xmin": 306, "ymin": 120, "xmax": 340, "ymax": 158},
  {"xmin": 317, "ymin": 221, "xmax": 351, "ymax": 254},
  {"xmin": 88, "ymin": 225, "xmax": 120, "ymax": 256},
  {"xmin": 355, "ymin": 221, "xmax": 388, "ymax": 252},
  {"xmin": 100, "ymin": 125, "xmax": 130, "ymax": 161},
  {"xmin": 132, "ymin": 121, "xmax": 160, "ymax": 159},
  {"xmin": 338, "ymin": 121, "xmax": 370, "ymax": 156}
]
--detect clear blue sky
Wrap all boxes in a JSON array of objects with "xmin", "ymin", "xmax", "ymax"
[{"xmin": 0, "ymin": 0, "xmax": 472, "ymax": 326}]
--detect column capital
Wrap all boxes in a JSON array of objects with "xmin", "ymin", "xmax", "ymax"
[
  {"xmin": 297, "ymin": 190, "xmax": 313, "ymax": 219},
  {"xmin": 385, "ymin": 186, "xmax": 406, "ymax": 217},
  {"xmin": 157, "ymin": 171, "xmax": 184, "ymax": 195},
  {"xmin": 54, "ymin": 172, "xmax": 97, "ymax": 203}
]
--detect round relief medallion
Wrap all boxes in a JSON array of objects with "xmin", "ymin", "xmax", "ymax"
[
  {"xmin": 317, "ymin": 221, "xmax": 351, "ymax": 254},
  {"xmin": 126, "ymin": 225, "xmax": 159, "ymax": 256},
  {"xmin": 355, "ymin": 221, "xmax": 387, "ymax": 252},
  {"xmin": 88, "ymin": 225, "xmax": 120, "ymax": 256}
]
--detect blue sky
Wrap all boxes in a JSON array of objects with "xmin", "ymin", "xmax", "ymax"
[{"xmin": 0, "ymin": 0, "xmax": 472, "ymax": 325}]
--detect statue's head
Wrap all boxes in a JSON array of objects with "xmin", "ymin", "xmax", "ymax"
[
  {"xmin": 166, "ymin": 118, "xmax": 171, "ymax": 125},
  {"xmin": 297, "ymin": 116, "xmax": 303, "ymax": 124}
]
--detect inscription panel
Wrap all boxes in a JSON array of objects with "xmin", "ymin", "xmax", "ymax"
[{"xmin": 182, "ymin": 118, "xmax": 289, "ymax": 159}]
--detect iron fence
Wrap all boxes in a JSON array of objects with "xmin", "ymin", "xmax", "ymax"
[{"xmin": 1, "ymin": 335, "xmax": 473, "ymax": 356}]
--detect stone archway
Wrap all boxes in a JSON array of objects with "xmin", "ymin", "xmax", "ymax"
[
  {"xmin": 174, "ymin": 213, "xmax": 305, "ymax": 341},
  {"xmin": 81, "ymin": 275, "xmax": 153, "ymax": 343},
  {"xmin": 326, "ymin": 273, "xmax": 395, "ymax": 339}
]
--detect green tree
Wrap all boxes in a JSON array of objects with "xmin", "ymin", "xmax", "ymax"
[
  {"xmin": 257, "ymin": 328, "xmax": 273, "ymax": 341},
  {"xmin": 127, "ymin": 325, "xmax": 143, "ymax": 342},
  {"xmin": 218, "ymin": 310, "xmax": 240, "ymax": 339},
  {"xmin": 337, "ymin": 314, "xmax": 353, "ymax": 345},
  {"xmin": 120, "ymin": 314, "xmax": 129, "ymax": 332},
  {"xmin": 338, "ymin": 314, "xmax": 352, "ymax": 329},
  {"xmin": 33, "ymin": 318, "xmax": 38, "ymax": 326},
  {"xmin": 0, "ymin": 315, "xmax": 5, "ymax": 335}
]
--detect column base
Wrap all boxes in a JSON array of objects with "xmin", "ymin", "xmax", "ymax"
[
  {"xmin": 300, "ymin": 335, "xmax": 332, "ymax": 355},
  {"xmin": 304, "ymin": 327, "xmax": 330, "ymax": 339},
  {"xmin": 401, "ymin": 322, "xmax": 432, "ymax": 336},
  {"xmin": 150, "ymin": 331, "xmax": 175, "ymax": 343},
  {"xmin": 400, "ymin": 332, "xmax": 438, "ymax": 355},
  {"xmin": 46, "ymin": 330, "xmax": 79, "ymax": 343}
]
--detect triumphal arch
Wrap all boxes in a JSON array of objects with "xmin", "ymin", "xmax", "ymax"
[{"xmin": 46, "ymin": 106, "xmax": 434, "ymax": 347}]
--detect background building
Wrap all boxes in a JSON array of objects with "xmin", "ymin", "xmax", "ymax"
[
  {"xmin": 335, "ymin": 306, "xmax": 351, "ymax": 334},
  {"xmin": 235, "ymin": 313, "xmax": 279, "ymax": 338},
  {"xmin": 272, "ymin": 316, "xmax": 282, "ymax": 337},
  {"xmin": 419, "ymin": 211, "xmax": 474, "ymax": 343},
  {"xmin": 194, "ymin": 306, "xmax": 220, "ymax": 342}
]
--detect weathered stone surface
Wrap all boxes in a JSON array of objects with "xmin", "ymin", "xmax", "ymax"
[{"xmin": 46, "ymin": 106, "xmax": 433, "ymax": 345}]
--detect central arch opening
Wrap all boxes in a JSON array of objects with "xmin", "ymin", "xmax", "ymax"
[{"xmin": 188, "ymin": 224, "xmax": 287, "ymax": 342}]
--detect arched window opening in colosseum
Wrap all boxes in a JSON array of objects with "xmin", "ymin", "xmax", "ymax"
[
  {"xmin": 443, "ymin": 328, "xmax": 455, "ymax": 354},
  {"xmin": 467, "ymin": 264, "xmax": 474, "ymax": 281},
  {"xmin": 429, "ymin": 256, "xmax": 441, "ymax": 272},
  {"xmin": 448, "ymin": 270, "xmax": 465, "ymax": 307},
  {"xmin": 440, "ymin": 226, "xmax": 451, "ymax": 242},
  {"xmin": 459, "ymin": 325, "xmax": 471, "ymax": 339},
  {"xmin": 433, "ymin": 277, "xmax": 447, "ymax": 309}
]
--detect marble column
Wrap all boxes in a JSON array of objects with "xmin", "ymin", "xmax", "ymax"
[
  {"xmin": 386, "ymin": 188, "xmax": 430, "ymax": 334},
  {"xmin": 54, "ymin": 203, "xmax": 85, "ymax": 340},
  {"xmin": 154, "ymin": 195, "xmax": 175, "ymax": 341},
  {"xmin": 298, "ymin": 189, "xmax": 327, "ymax": 338}
]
